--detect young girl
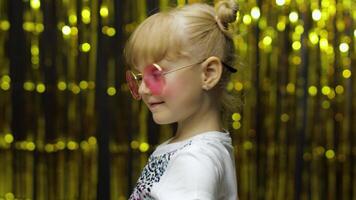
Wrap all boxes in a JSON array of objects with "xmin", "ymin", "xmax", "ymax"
[{"xmin": 125, "ymin": 1, "xmax": 239, "ymax": 199}]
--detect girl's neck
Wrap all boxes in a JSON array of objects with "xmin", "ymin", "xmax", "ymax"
[{"xmin": 169, "ymin": 104, "xmax": 223, "ymax": 144}]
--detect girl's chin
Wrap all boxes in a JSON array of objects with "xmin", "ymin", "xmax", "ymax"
[{"xmin": 152, "ymin": 113, "xmax": 176, "ymax": 125}]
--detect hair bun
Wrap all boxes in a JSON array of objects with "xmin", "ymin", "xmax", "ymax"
[{"xmin": 215, "ymin": 0, "xmax": 239, "ymax": 28}]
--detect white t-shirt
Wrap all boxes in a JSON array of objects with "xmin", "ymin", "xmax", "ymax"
[{"xmin": 129, "ymin": 130, "xmax": 238, "ymax": 200}]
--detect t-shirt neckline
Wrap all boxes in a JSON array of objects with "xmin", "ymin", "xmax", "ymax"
[{"xmin": 152, "ymin": 129, "xmax": 230, "ymax": 156}]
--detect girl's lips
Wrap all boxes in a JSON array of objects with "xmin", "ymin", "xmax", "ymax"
[
  {"xmin": 148, "ymin": 102, "xmax": 164, "ymax": 110},
  {"xmin": 149, "ymin": 102, "xmax": 164, "ymax": 106}
]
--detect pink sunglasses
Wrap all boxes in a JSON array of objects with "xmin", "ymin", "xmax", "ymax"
[{"xmin": 126, "ymin": 59, "xmax": 237, "ymax": 100}]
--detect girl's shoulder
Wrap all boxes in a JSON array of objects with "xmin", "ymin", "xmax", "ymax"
[{"xmin": 147, "ymin": 131, "xmax": 236, "ymax": 197}]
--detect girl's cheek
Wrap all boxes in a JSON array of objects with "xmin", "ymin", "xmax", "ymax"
[{"xmin": 162, "ymin": 78, "xmax": 184, "ymax": 98}]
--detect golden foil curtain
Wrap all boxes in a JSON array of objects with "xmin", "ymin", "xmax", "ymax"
[{"xmin": 0, "ymin": 0, "xmax": 355, "ymax": 200}]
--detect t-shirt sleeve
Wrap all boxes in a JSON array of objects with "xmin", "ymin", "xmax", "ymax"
[{"xmin": 155, "ymin": 146, "xmax": 222, "ymax": 200}]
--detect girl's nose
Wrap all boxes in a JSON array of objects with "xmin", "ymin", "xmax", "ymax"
[{"xmin": 138, "ymin": 80, "xmax": 151, "ymax": 96}]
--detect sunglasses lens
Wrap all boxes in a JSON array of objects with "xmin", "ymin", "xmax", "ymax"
[
  {"xmin": 125, "ymin": 64, "xmax": 166, "ymax": 99},
  {"xmin": 143, "ymin": 64, "xmax": 165, "ymax": 95},
  {"xmin": 125, "ymin": 70, "xmax": 141, "ymax": 100}
]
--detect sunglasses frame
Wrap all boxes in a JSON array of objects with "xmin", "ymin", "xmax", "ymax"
[{"xmin": 126, "ymin": 59, "xmax": 237, "ymax": 100}]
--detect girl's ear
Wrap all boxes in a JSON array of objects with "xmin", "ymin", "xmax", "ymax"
[{"xmin": 200, "ymin": 56, "xmax": 223, "ymax": 90}]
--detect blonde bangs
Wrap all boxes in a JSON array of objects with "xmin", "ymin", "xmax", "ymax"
[{"xmin": 124, "ymin": 12, "xmax": 185, "ymax": 70}]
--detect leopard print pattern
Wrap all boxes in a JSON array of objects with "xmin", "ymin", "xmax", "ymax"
[{"xmin": 129, "ymin": 141, "xmax": 192, "ymax": 200}]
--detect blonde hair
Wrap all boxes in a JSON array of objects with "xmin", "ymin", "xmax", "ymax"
[{"xmin": 124, "ymin": 0, "xmax": 240, "ymax": 127}]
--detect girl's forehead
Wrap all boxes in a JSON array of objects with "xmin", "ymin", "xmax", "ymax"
[{"xmin": 125, "ymin": 13, "xmax": 191, "ymax": 72}]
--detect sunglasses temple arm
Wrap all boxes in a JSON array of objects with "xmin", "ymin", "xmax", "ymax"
[
  {"xmin": 221, "ymin": 61, "xmax": 237, "ymax": 73},
  {"xmin": 161, "ymin": 63, "xmax": 196, "ymax": 75},
  {"xmin": 163, "ymin": 61, "xmax": 236, "ymax": 75}
]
